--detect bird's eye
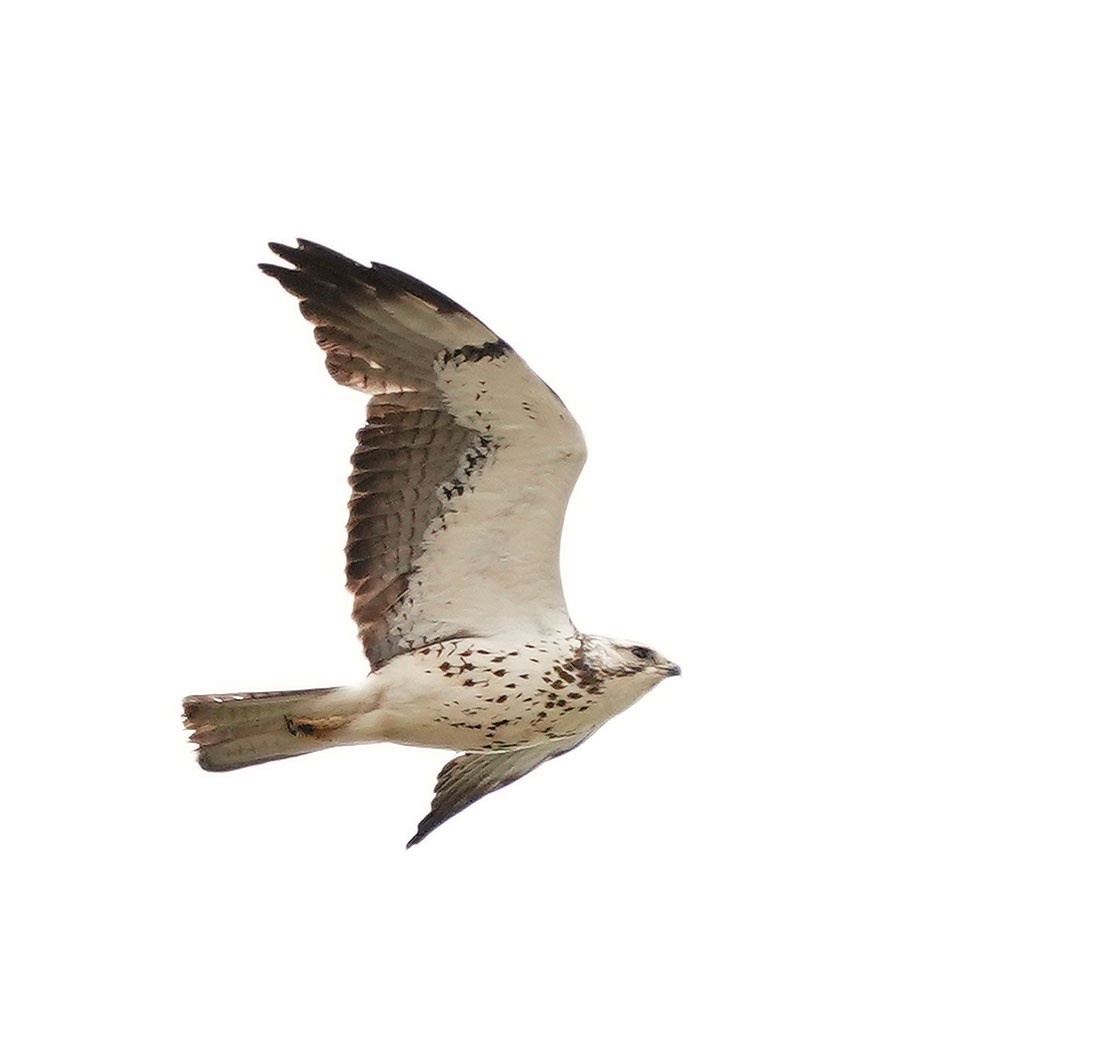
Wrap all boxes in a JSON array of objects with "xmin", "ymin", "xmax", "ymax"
[{"xmin": 631, "ymin": 646, "xmax": 651, "ymax": 660}]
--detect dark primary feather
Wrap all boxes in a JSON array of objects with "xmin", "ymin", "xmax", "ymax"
[{"xmin": 259, "ymin": 240, "xmax": 482, "ymax": 396}]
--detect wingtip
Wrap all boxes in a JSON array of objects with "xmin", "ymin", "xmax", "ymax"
[
  {"xmin": 406, "ymin": 802, "xmax": 453, "ymax": 847},
  {"xmin": 257, "ymin": 261, "xmax": 295, "ymax": 284},
  {"xmin": 405, "ymin": 818, "xmax": 434, "ymax": 848},
  {"xmin": 267, "ymin": 241, "xmax": 299, "ymax": 263}
]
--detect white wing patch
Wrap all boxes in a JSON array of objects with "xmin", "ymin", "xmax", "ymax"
[{"xmin": 386, "ymin": 349, "xmax": 585, "ymax": 653}]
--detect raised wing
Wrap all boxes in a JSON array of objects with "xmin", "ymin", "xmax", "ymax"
[
  {"xmin": 260, "ymin": 240, "xmax": 586, "ymax": 667},
  {"xmin": 407, "ymin": 733, "xmax": 591, "ymax": 847}
]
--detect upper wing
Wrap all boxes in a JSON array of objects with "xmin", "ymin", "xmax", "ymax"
[
  {"xmin": 407, "ymin": 733, "xmax": 591, "ymax": 847},
  {"xmin": 260, "ymin": 240, "xmax": 586, "ymax": 667}
]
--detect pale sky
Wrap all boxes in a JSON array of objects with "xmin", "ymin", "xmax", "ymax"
[{"xmin": 4, "ymin": 2, "xmax": 1095, "ymax": 1041}]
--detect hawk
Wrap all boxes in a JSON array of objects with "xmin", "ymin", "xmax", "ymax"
[{"xmin": 184, "ymin": 240, "xmax": 680, "ymax": 846}]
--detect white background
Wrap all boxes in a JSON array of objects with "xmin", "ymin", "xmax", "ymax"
[{"xmin": 3, "ymin": 2, "xmax": 1095, "ymax": 1041}]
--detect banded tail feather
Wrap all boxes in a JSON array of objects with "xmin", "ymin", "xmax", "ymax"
[{"xmin": 183, "ymin": 687, "xmax": 345, "ymax": 771}]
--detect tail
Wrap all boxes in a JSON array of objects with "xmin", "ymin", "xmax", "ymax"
[{"xmin": 183, "ymin": 687, "xmax": 349, "ymax": 771}]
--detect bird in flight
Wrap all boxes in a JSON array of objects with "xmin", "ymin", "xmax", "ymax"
[{"xmin": 184, "ymin": 240, "xmax": 680, "ymax": 846}]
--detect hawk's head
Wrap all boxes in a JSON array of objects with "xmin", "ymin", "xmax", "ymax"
[
  {"xmin": 611, "ymin": 641, "xmax": 681, "ymax": 679},
  {"xmin": 578, "ymin": 636, "xmax": 681, "ymax": 709}
]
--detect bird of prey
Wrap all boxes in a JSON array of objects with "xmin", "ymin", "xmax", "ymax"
[{"xmin": 184, "ymin": 240, "xmax": 680, "ymax": 846}]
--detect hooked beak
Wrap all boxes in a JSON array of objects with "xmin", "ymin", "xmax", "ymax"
[{"xmin": 663, "ymin": 662, "xmax": 682, "ymax": 677}]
